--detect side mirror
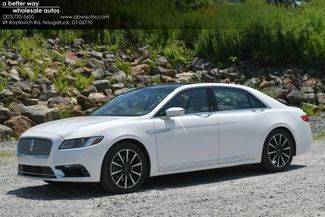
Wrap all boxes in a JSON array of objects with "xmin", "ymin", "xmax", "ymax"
[{"xmin": 165, "ymin": 107, "xmax": 185, "ymax": 117}]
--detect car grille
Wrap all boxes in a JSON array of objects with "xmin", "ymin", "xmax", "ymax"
[
  {"xmin": 18, "ymin": 164, "xmax": 56, "ymax": 178},
  {"xmin": 18, "ymin": 138, "xmax": 52, "ymax": 156}
]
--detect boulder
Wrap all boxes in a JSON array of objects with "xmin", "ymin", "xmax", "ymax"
[
  {"xmin": 47, "ymin": 97, "xmax": 74, "ymax": 109},
  {"xmin": 156, "ymin": 56, "xmax": 168, "ymax": 67},
  {"xmin": 111, "ymin": 82, "xmax": 125, "ymax": 91},
  {"xmin": 191, "ymin": 58, "xmax": 205, "ymax": 71},
  {"xmin": 88, "ymin": 92, "xmax": 108, "ymax": 104},
  {"xmin": 4, "ymin": 116, "xmax": 36, "ymax": 137},
  {"xmin": 77, "ymin": 95, "xmax": 97, "ymax": 110},
  {"xmin": 64, "ymin": 52, "xmax": 78, "ymax": 65},
  {"xmin": 131, "ymin": 64, "xmax": 150, "ymax": 76},
  {"xmin": 38, "ymin": 87, "xmax": 59, "ymax": 101},
  {"xmin": 81, "ymin": 85, "xmax": 97, "ymax": 96},
  {"xmin": 301, "ymin": 86, "xmax": 314, "ymax": 94},
  {"xmin": 176, "ymin": 72, "xmax": 200, "ymax": 83},
  {"xmin": 0, "ymin": 124, "xmax": 13, "ymax": 141},
  {"xmin": 287, "ymin": 90, "xmax": 314, "ymax": 106},
  {"xmin": 21, "ymin": 105, "xmax": 59, "ymax": 124},
  {"xmin": 7, "ymin": 102, "xmax": 23, "ymax": 116},
  {"xmin": 111, "ymin": 71, "xmax": 126, "ymax": 83},
  {"xmin": 244, "ymin": 77, "xmax": 260, "ymax": 87},
  {"xmin": 0, "ymin": 107, "xmax": 12, "ymax": 123},
  {"xmin": 92, "ymin": 69, "xmax": 106, "ymax": 79},
  {"xmin": 92, "ymin": 80, "xmax": 110, "ymax": 91},
  {"xmin": 155, "ymin": 66, "xmax": 176, "ymax": 78},
  {"xmin": 316, "ymin": 92, "xmax": 325, "ymax": 104},
  {"xmin": 136, "ymin": 75, "xmax": 151, "ymax": 85},
  {"xmin": 91, "ymin": 50, "xmax": 103, "ymax": 60}
]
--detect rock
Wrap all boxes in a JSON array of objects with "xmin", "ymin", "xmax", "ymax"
[
  {"xmin": 155, "ymin": 66, "xmax": 176, "ymax": 78},
  {"xmin": 87, "ymin": 58, "xmax": 105, "ymax": 70},
  {"xmin": 77, "ymin": 95, "xmax": 97, "ymax": 110},
  {"xmin": 176, "ymin": 72, "xmax": 200, "ymax": 83},
  {"xmin": 47, "ymin": 97, "xmax": 74, "ymax": 109},
  {"xmin": 209, "ymin": 68, "xmax": 220, "ymax": 77},
  {"xmin": 244, "ymin": 78, "xmax": 260, "ymax": 87},
  {"xmin": 91, "ymin": 50, "xmax": 103, "ymax": 60},
  {"xmin": 39, "ymin": 87, "xmax": 59, "ymax": 101},
  {"xmin": 21, "ymin": 105, "xmax": 59, "ymax": 124},
  {"xmin": 7, "ymin": 102, "xmax": 23, "ymax": 116},
  {"xmin": 81, "ymin": 85, "xmax": 97, "ymax": 96},
  {"xmin": 202, "ymin": 74, "xmax": 215, "ymax": 82},
  {"xmin": 44, "ymin": 68, "xmax": 58, "ymax": 79},
  {"xmin": 287, "ymin": 90, "xmax": 315, "ymax": 105},
  {"xmin": 7, "ymin": 59, "xmax": 18, "ymax": 66},
  {"xmin": 9, "ymin": 73, "xmax": 20, "ymax": 82},
  {"xmin": 191, "ymin": 58, "xmax": 205, "ymax": 71},
  {"xmin": 0, "ymin": 124, "xmax": 13, "ymax": 141},
  {"xmin": 316, "ymin": 92, "xmax": 325, "ymax": 104},
  {"xmin": 0, "ymin": 107, "xmax": 12, "ymax": 123},
  {"xmin": 150, "ymin": 74, "xmax": 161, "ymax": 84},
  {"xmin": 259, "ymin": 80, "xmax": 274, "ymax": 89},
  {"xmin": 74, "ymin": 38, "xmax": 84, "ymax": 47},
  {"xmin": 131, "ymin": 64, "xmax": 150, "ymax": 76},
  {"xmin": 65, "ymin": 52, "xmax": 78, "ymax": 65},
  {"xmin": 0, "ymin": 89, "xmax": 13, "ymax": 99},
  {"xmin": 85, "ymin": 107, "xmax": 98, "ymax": 115},
  {"xmin": 4, "ymin": 116, "xmax": 36, "ymax": 137},
  {"xmin": 111, "ymin": 71, "xmax": 127, "ymax": 83},
  {"xmin": 161, "ymin": 75, "xmax": 176, "ymax": 83},
  {"xmin": 22, "ymin": 98, "xmax": 40, "ymax": 106},
  {"xmin": 111, "ymin": 82, "xmax": 125, "ymax": 91},
  {"xmin": 92, "ymin": 80, "xmax": 110, "ymax": 91},
  {"xmin": 73, "ymin": 106, "xmax": 86, "ymax": 116},
  {"xmin": 114, "ymin": 88, "xmax": 129, "ymax": 96},
  {"xmin": 92, "ymin": 69, "xmax": 106, "ymax": 79},
  {"xmin": 136, "ymin": 75, "xmax": 151, "ymax": 85},
  {"xmin": 88, "ymin": 92, "xmax": 108, "ymax": 104},
  {"xmin": 156, "ymin": 56, "xmax": 168, "ymax": 67},
  {"xmin": 301, "ymin": 86, "xmax": 314, "ymax": 94}
]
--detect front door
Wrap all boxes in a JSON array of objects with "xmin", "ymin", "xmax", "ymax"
[{"xmin": 153, "ymin": 88, "xmax": 219, "ymax": 170}]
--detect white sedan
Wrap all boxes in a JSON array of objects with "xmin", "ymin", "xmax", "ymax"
[{"xmin": 17, "ymin": 83, "xmax": 312, "ymax": 193}]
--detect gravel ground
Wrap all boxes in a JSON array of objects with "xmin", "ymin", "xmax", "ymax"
[{"xmin": 0, "ymin": 117, "xmax": 324, "ymax": 217}]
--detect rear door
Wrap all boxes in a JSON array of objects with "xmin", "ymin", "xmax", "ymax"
[{"xmin": 211, "ymin": 87, "xmax": 267, "ymax": 163}]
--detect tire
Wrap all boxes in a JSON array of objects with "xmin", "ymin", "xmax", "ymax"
[
  {"xmin": 100, "ymin": 142, "xmax": 148, "ymax": 194},
  {"xmin": 261, "ymin": 129, "xmax": 294, "ymax": 172}
]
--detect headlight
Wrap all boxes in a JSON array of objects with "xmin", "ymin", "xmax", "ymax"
[{"xmin": 59, "ymin": 136, "xmax": 104, "ymax": 150}]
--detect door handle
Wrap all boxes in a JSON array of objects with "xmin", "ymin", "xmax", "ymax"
[{"xmin": 252, "ymin": 108, "xmax": 265, "ymax": 113}]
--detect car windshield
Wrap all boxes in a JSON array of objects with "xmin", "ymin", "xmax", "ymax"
[{"xmin": 90, "ymin": 87, "xmax": 175, "ymax": 116}]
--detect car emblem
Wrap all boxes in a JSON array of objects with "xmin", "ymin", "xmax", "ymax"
[{"xmin": 29, "ymin": 139, "xmax": 34, "ymax": 152}]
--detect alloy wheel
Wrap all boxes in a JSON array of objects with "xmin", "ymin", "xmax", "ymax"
[
  {"xmin": 267, "ymin": 134, "xmax": 291, "ymax": 168},
  {"xmin": 110, "ymin": 149, "xmax": 143, "ymax": 189}
]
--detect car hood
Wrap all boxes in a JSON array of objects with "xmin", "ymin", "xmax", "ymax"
[{"xmin": 24, "ymin": 116, "xmax": 140, "ymax": 138}]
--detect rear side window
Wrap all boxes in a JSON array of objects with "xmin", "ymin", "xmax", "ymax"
[
  {"xmin": 248, "ymin": 94, "xmax": 267, "ymax": 109},
  {"xmin": 157, "ymin": 88, "xmax": 210, "ymax": 116},
  {"xmin": 212, "ymin": 88, "xmax": 266, "ymax": 111}
]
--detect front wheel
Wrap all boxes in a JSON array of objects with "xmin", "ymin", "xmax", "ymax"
[
  {"xmin": 261, "ymin": 129, "xmax": 294, "ymax": 172},
  {"xmin": 100, "ymin": 142, "xmax": 148, "ymax": 194}
]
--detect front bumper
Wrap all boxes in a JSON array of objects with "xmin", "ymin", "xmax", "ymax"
[{"xmin": 17, "ymin": 132, "xmax": 107, "ymax": 182}]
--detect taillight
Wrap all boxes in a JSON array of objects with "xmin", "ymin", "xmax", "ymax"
[{"xmin": 301, "ymin": 115, "xmax": 309, "ymax": 122}]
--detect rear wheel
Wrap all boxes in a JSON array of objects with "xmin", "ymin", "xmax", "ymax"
[
  {"xmin": 261, "ymin": 129, "xmax": 294, "ymax": 172},
  {"xmin": 100, "ymin": 142, "xmax": 148, "ymax": 194}
]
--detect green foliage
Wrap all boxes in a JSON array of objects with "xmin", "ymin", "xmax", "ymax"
[
  {"xmin": 50, "ymin": 50, "xmax": 64, "ymax": 62},
  {"xmin": 53, "ymin": 67, "xmax": 70, "ymax": 93},
  {"xmin": 58, "ymin": 109, "xmax": 74, "ymax": 119},
  {"xmin": 75, "ymin": 60, "xmax": 88, "ymax": 68},
  {"xmin": 301, "ymin": 103, "xmax": 324, "ymax": 117},
  {"xmin": 162, "ymin": 40, "xmax": 194, "ymax": 65},
  {"xmin": 261, "ymin": 89, "xmax": 280, "ymax": 99},
  {"xmin": 115, "ymin": 57, "xmax": 131, "ymax": 74},
  {"xmin": 0, "ymin": 79, "xmax": 7, "ymax": 92},
  {"xmin": 16, "ymin": 36, "xmax": 46, "ymax": 63},
  {"xmin": 74, "ymin": 73, "xmax": 94, "ymax": 91}
]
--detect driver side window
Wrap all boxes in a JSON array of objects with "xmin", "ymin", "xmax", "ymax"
[{"xmin": 157, "ymin": 88, "xmax": 210, "ymax": 116}]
